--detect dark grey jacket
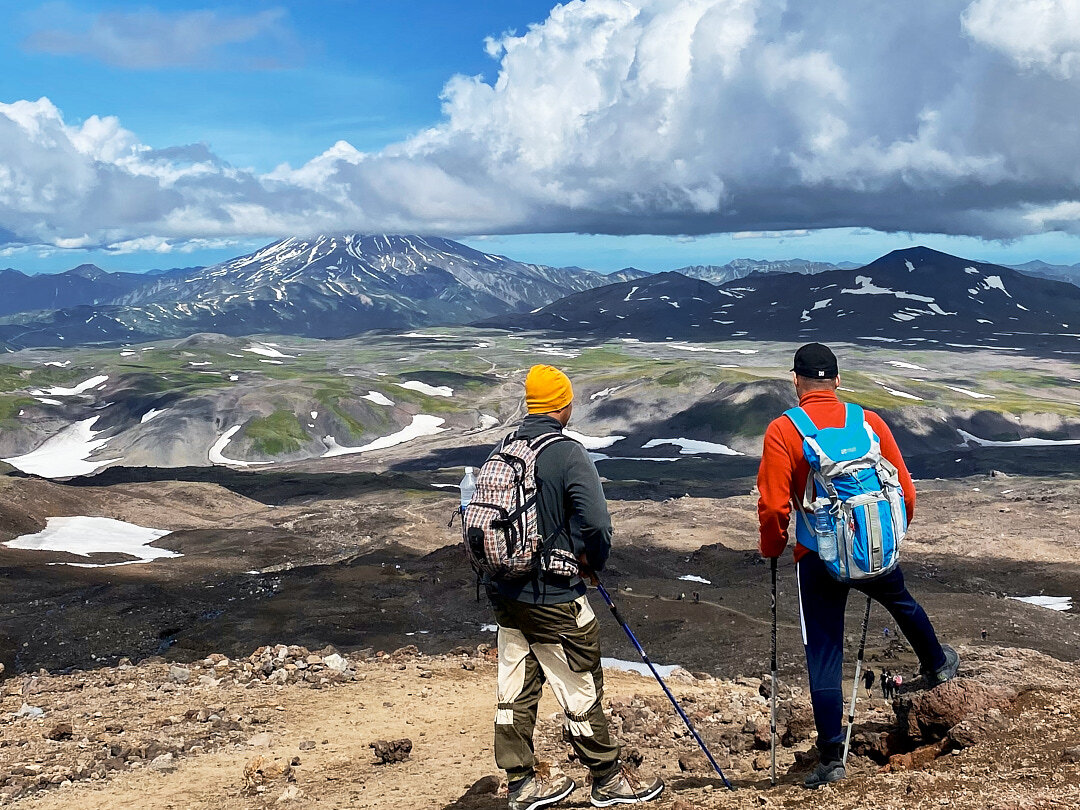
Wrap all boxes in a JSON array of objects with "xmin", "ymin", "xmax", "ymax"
[{"xmin": 489, "ymin": 414, "xmax": 613, "ymax": 605}]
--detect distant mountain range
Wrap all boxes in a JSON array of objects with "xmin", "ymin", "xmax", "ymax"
[
  {"xmin": 1008, "ymin": 260, "xmax": 1080, "ymax": 286},
  {"xmin": 3, "ymin": 239, "xmax": 1080, "ymax": 350},
  {"xmin": 677, "ymin": 258, "xmax": 858, "ymax": 285},
  {"xmin": 0, "ymin": 235, "xmax": 649, "ymax": 348},
  {"xmin": 488, "ymin": 246, "xmax": 1080, "ymax": 350}
]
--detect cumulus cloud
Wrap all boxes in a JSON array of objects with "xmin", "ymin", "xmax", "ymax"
[
  {"xmin": 23, "ymin": 5, "xmax": 296, "ymax": 69},
  {"xmin": 4, "ymin": 0, "xmax": 1080, "ymax": 251},
  {"xmin": 962, "ymin": 0, "xmax": 1080, "ymax": 79}
]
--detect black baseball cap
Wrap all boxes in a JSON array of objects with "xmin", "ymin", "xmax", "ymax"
[{"xmin": 792, "ymin": 343, "xmax": 838, "ymax": 379}]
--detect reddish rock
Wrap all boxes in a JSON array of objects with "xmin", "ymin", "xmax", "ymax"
[
  {"xmin": 894, "ymin": 679, "xmax": 1015, "ymax": 744},
  {"xmin": 886, "ymin": 739, "xmax": 948, "ymax": 772}
]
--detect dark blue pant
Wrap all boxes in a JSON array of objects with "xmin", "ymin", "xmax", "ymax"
[{"xmin": 797, "ymin": 552, "xmax": 946, "ymax": 759}]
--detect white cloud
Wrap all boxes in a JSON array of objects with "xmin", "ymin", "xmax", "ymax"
[
  {"xmin": 962, "ymin": 0, "xmax": 1080, "ymax": 79},
  {"xmin": 3, "ymin": 0, "xmax": 1080, "ymax": 251},
  {"xmin": 23, "ymin": 5, "xmax": 295, "ymax": 70}
]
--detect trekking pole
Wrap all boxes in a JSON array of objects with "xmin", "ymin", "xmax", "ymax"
[
  {"xmin": 595, "ymin": 579, "xmax": 734, "ymax": 791},
  {"xmin": 842, "ymin": 595, "xmax": 873, "ymax": 765},
  {"xmin": 769, "ymin": 557, "xmax": 778, "ymax": 786}
]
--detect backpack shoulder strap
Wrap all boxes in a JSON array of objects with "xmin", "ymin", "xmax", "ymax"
[
  {"xmin": 783, "ymin": 406, "xmax": 818, "ymax": 438},
  {"xmin": 529, "ymin": 432, "xmax": 573, "ymax": 455},
  {"xmin": 844, "ymin": 403, "xmax": 865, "ymax": 429}
]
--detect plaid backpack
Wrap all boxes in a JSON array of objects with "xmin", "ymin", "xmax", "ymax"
[{"xmin": 462, "ymin": 431, "xmax": 578, "ymax": 581}]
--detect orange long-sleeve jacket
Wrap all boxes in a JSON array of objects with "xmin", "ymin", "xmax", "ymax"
[{"xmin": 757, "ymin": 389, "xmax": 916, "ymax": 561}]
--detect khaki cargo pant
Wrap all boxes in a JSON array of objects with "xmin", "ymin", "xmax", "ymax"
[{"xmin": 490, "ymin": 593, "xmax": 620, "ymax": 783}]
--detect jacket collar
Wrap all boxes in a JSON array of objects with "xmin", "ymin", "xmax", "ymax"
[
  {"xmin": 797, "ymin": 388, "xmax": 841, "ymax": 407},
  {"xmin": 518, "ymin": 413, "xmax": 565, "ymax": 436}
]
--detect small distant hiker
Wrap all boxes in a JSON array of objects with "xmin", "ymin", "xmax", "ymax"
[
  {"xmin": 882, "ymin": 626, "xmax": 891, "ymax": 640},
  {"xmin": 863, "ymin": 668, "xmax": 875, "ymax": 697},
  {"xmin": 470, "ymin": 365, "xmax": 664, "ymax": 810},
  {"xmin": 757, "ymin": 344, "xmax": 960, "ymax": 790},
  {"xmin": 981, "ymin": 628, "xmax": 988, "ymax": 641},
  {"xmin": 893, "ymin": 673, "xmax": 903, "ymax": 694},
  {"xmin": 880, "ymin": 670, "xmax": 891, "ymax": 699}
]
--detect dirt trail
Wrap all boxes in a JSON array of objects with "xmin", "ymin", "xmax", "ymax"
[{"xmin": 5, "ymin": 645, "xmax": 1080, "ymax": 810}]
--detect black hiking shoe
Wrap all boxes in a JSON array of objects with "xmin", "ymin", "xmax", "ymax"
[
  {"xmin": 508, "ymin": 772, "xmax": 576, "ymax": 810},
  {"xmin": 590, "ymin": 765, "xmax": 664, "ymax": 806},
  {"xmin": 803, "ymin": 759, "xmax": 846, "ymax": 789},
  {"xmin": 900, "ymin": 644, "xmax": 962, "ymax": 695}
]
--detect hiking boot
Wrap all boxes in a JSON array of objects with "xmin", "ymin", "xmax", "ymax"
[
  {"xmin": 803, "ymin": 759, "xmax": 846, "ymax": 789},
  {"xmin": 590, "ymin": 766, "xmax": 664, "ymax": 806},
  {"xmin": 926, "ymin": 644, "xmax": 960, "ymax": 687},
  {"xmin": 508, "ymin": 772, "xmax": 576, "ymax": 810}
]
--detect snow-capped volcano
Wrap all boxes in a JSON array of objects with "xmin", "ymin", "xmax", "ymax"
[{"xmin": 0, "ymin": 235, "xmax": 647, "ymax": 347}]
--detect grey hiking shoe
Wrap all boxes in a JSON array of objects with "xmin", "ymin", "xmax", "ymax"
[
  {"xmin": 803, "ymin": 759, "xmax": 846, "ymax": 789},
  {"xmin": 590, "ymin": 766, "xmax": 664, "ymax": 806},
  {"xmin": 927, "ymin": 644, "xmax": 960, "ymax": 687},
  {"xmin": 508, "ymin": 772, "xmax": 576, "ymax": 810}
]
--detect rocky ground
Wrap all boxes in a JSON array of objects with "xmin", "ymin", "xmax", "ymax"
[{"xmin": 1, "ymin": 642, "xmax": 1078, "ymax": 809}]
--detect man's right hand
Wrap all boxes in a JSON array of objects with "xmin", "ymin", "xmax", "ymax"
[{"xmin": 578, "ymin": 554, "xmax": 599, "ymax": 586}]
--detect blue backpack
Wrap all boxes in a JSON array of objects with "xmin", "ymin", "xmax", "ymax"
[{"xmin": 785, "ymin": 403, "xmax": 906, "ymax": 581}]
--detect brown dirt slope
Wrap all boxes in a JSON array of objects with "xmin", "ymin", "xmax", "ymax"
[{"xmin": 1, "ymin": 643, "xmax": 1078, "ymax": 810}]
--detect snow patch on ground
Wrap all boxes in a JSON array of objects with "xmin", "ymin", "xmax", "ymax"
[
  {"xmin": 590, "ymin": 387, "xmax": 621, "ymax": 401},
  {"xmin": 3, "ymin": 417, "xmax": 118, "ymax": 478},
  {"xmin": 479, "ymin": 414, "xmax": 499, "ymax": 430},
  {"xmin": 481, "ymin": 624, "xmax": 498, "ymax": 632},
  {"xmin": 958, "ymin": 429, "xmax": 1080, "ymax": 448},
  {"xmin": 209, "ymin": 426, "xmax": 269, "ymax": 467},
  {"xmin": 643, "ymin": 437, "xmax": 741, "ymax": 456},
  {"xmin": 842, "ymin": 276, "xmax": 935, "ymax": 302},
  {"xmin": 322, "ymin": 415, "xmax": 447, "ymax": 457},
  {"xmin": 887, "ymin": 361, "xmax": 927, "ymax": 371},
  {"xmin": 244, "ymin": 343, "xmax": 293, "ymax": 358},
  {"xmin": 663, "ymin": 343, "xmax": 757, "ymax": 354},
  {"xmin": 140, "ymin": 408, "xmax": 167, "ymax": 424},
  {"xmin": 5, "ymin": 516, "xmax": 177, "ymax": 567},
  {"xmin": 945, "ymin": 385, "xmax": 995, "ymax": 400},
  {"xmin": 879, "ymin": 385, "xmax": 923, "ymax": 401},
  {"xmin": 32, "ymin": 375, "xmax": 108, "ymax": 397},
  {"xmin": 1007, "ymin": 596, "xmax": 1072, "ymax": 611},
  {"xmin": 564, "ymin": 430, "xmax": 625, "ymax": 450},
  {"xmin": 601, "ymin": 658, "xmax": 681, "ymax": 678},
  {"xmin": 361, "ymin": 391, "xmax": 394, "ymax": 406},
  {"xmin": 397, "ymin": 381, "xmax": 453, "ymax": 397},
  {"xmin": 678, "ymin": 575, "xmax": 711, "ymax": 584}
]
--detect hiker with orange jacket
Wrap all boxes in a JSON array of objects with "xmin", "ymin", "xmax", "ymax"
[{"xmin": 757, "ymin": 343, "xmax": 959, "ymax": 789}]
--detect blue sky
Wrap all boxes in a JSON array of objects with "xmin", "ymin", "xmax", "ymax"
[{"xmin": 3, "ymin": 1, "xmax": 1080, "ymax": 274}]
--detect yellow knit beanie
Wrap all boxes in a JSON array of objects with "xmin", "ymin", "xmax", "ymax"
[{"xmin": 525, "ymin": 364, "xmax": 574, "ymax": 414}]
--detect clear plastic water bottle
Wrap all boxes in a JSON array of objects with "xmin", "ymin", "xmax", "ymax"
[
  {"xmin": 814, "ymin": 501, "xmax": 838, "ymax": 563},
  {"xmin": 459, "ymin": 466, "xmax": 476, "ymax": 513}
]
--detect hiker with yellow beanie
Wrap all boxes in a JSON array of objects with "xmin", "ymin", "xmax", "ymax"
[{"xmin": 480, "ymin": 364, "xmax": 665, "ymax": 809}]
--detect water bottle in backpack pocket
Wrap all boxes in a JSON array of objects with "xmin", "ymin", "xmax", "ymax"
[{"xmin": 786, "ymin": 404, "xmax": 906, "ymax": 582}]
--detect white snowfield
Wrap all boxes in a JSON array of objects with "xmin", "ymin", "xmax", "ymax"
[
  {"xmin": 958, "ymin": 429, "xmax": 1080, "ymax": 448},
  {"xmin": 944, "ymin": 385, "xmax": 995, "ymax": 400},
  {"xmin": 360, "ymin": 391, "xmax": 394, "ymax": 406},
  {"xmin": 1007, "ymin": 596, "xmax": 1072, "ymax": 612},
  {"xmin": 678, "ymin": 574, "xmax": 711, "ymax": 584},
  {"xmin": 244, "ymin": 343, "xmax": 294, "ymax": 358},
  {"xmin": 887, "ymin": 360, "xmax": 928, "ymax": 371},
  {"xmin": 590, "ymin": 387, "xmax": 621, "ymax": 401},
  {"xmin": 140, "ymin": 408, "xmax": 168, "ymax": 424},
  {"xmin": 478, "ymin": 414, "xmax": 499, "ymax": 430},
  {"xmin": 601, "ymin": 658, "xmax": 681, "ymax": 678},
  {"xmin": 841, "ymin": 276, "xmax": 934, "ymax": 302},
  {"xmin": 643, "ymin": 437, "xmax": 742, "ymax": 455},
  {"xmin": 2, "ymin": 417, "xmax": 118, "ymax": 478},
  {"xmin": 322, "ymin": 414, "xmax": 447, "ymax": 457},
  {"xmin": 32, "ymin": 375, "xmax": 109, "ymax": 397},
  {"xmin": 564, "ymin": 429, "xmax": 625, "ymax": 450},
  {"xmin": 397, "ymin": 381, "xmax": 454, "ymax": 397},
  {"xmin": 208, "ymin": 426, "xmax": 269, "ymax": 467},
  {"xmin": 4, "ymin": 516, "xmax": 178, "ymax": 568},
  {"xmin": 879, "ymin": 385, "xmax": 923, "ymax": 401},
  {"xmin": 661, "ymin": 343, "xmax": 757, "ymax": 355}
]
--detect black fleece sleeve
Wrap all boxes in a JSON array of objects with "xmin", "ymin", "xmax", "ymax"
[{"xmin": 564, "ymin": 442, "xmax": 613, "ymax": 572}]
